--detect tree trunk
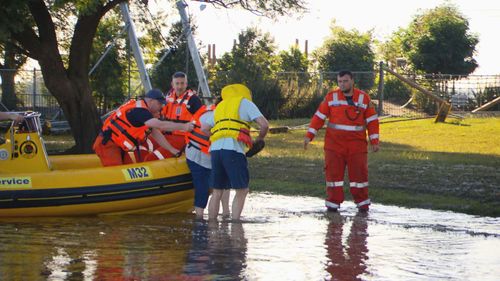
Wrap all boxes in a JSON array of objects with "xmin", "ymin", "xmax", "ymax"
[
  {"xmin": 0, "ymin": 70, "xmax": 16, "ymax": 111},
  {"xmin": 7, "ymin": 0, "xmax": 122, "ymax": 153},
  {"xmin": 38, "ymin": 56, "xmax": 101, "ymax": 154},
  {"xmin": 1, "ymin": 44, "xmax": 18, "ymax": 110}
]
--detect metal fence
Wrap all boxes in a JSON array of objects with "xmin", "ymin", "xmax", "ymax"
[
  {"xmin": 0, "ymin": 69, "xmax": 59, "ymax": 118},
  {"xmin": 1, "ymin": 68, "xmax": 499, "ymax": 121}
]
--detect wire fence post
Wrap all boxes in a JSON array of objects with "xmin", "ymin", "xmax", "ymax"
[
  {"xmin": 317, "ymin": 72, "xmax": 323, "ymax": 97},
  {"xmin": 32, "ymin": 68, "xmax": 37, "ymax": 112},
  {"xmin": 377, "ymin": 61, "xmax": 385, "ymax": 115}
]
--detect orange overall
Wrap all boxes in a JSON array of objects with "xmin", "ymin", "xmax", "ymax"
[
  {"xmin": 306, "ymin": 88, "xmax": 379, "ymax": 210},
  {"xmin": 93, "ymin": 100, "xmax": 151, "ymax": 166},
  {"xmin": 143, "ymin": 89, "xmax": 197, "ymax": 160}
]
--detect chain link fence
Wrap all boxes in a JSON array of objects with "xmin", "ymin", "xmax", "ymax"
[
  {"xmin": 1, "ymin": 68, "xmax": 499, "ymax": 122},
  {"xmin": 0, "ymin": 69, "xmax": 58, "ymax": 118}
]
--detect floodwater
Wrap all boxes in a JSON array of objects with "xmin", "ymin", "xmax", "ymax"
[{"xmin": 0, "ymin": 193, "xmax": 498, "ymax": 281}]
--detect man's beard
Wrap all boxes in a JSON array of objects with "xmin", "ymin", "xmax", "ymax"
[{"xmin": 342, "ymin": 88, "xmax": 351, "ymax": 94}]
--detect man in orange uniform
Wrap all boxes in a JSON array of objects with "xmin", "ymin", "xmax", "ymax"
[
  {"xmin": 93, "ymin": 89, "xmax": 193, "ymax": 167},
  {"xmin": 304, "ymin": 70, "xmax": 380, "ymax": 212},
  {"xmin": 145, "ymin": 71, "xmax": 202, "ymax": 160}
]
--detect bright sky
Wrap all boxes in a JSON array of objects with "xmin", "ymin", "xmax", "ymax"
[{"xmin": 176, "ymin": 0, "xmax": 500, "ymax": 75}]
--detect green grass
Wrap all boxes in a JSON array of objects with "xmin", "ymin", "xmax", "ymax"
[
  {"xmin": 248, "ymin": 117, "xmax": 500, "ymax": 217},
  {"xmin": 42, "ymin": 134, "xmax": 75, "ymax": 153}
]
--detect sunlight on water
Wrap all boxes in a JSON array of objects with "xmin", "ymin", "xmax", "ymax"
[{"xmin": 0, "ymin": 192, "xmax": 498, "ymax": 280}]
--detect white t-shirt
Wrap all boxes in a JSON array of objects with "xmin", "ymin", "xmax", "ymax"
[
  {"xmin": 206, "ymin": 98, "xmax": 263, "ymax": 154},
  {"xmin": 185, "ymin": 111, "xmax": 213, "ymax": 169}
]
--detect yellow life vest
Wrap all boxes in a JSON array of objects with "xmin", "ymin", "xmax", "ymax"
[{"xmin": 210, "ymin": 84, "xmax": 252, "ymax": 146}]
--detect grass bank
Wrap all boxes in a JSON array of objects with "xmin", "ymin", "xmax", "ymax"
[
  {"xmin": 36, "ymin": 117, "xmax": 499, "ymax": 217},
  {"xmin": 248, "ymin": 117, "xmax": 500, "ymax": 217}
]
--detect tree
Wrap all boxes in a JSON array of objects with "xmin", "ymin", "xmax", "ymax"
[
  {"xmin": 0, "ymin": 38, "xmax": 27, "ymax": 110},
  {"xmin": 277, "ymin": 46, "xmax": 309, "ymax": 73},
  {"xmin": 401, "ymin": 4, "xmax": 478, "ymax": 75},
  {"xmin": 150, "ymin": 21, "xmax": 201, "ymax": 94},
  {"xmin": 276, "ymin": 46, "xmax": 316, "ymax": 118},
  {"xmin": 0, "ymin": 0, "xmax": 122, "ymax": 153},
  {"xmin": 211, "ymin": 27, "xmax": 283, "ymax": 118},
  {"xmin": 377, "ymin": 28, "xmax": 406, "ymax": 69},
  {"xmin": 201, "ymin": 0, "xmax": 306, "ymax": 18},
  {"xmin": 90, "ymin": 13, "xmax": 126, "ymax": 114},
  {"xmin": 0, "ymin": 0, "xmax": 306, "ymax": 153},
  {"xmin": 314, "ymin": 23, "xmax": 376, "ymax": 90}
]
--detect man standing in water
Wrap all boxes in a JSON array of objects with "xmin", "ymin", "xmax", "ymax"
[
  {"xmin": 304, "ymin": 70, "xmax": 379, "ymax": 212},
  {"xmin": 185, "ymin": 102, "xmax": 230, "ymax": 219},
  {"xmin": 202, "ymin": 84, "xmax": 269, "ymax": 221}
]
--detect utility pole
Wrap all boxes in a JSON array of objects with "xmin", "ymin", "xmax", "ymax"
[
  {"xmin": 120, "ymin": 2, "xmax": 152, "ymax": 93},
  {"xmin": 176, "ymin": 0, "xmax": 211, "ymax": 102}
]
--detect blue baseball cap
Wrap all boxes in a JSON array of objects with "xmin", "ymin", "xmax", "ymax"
[{"xmin": 145, "ymin": 89, "xmax": 166, "ymax": 105}]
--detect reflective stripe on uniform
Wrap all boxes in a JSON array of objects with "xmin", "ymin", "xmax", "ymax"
[
  {"xmin": 139, "ymin": 138, "xmax": 154, "ymax": 152},
  {"xmin": 350, "ymin": 182, "xmax": 369, "ymax": 188},
  {"xmin": 356, "ymin": 94, "xmax": 368, "ymax": 109},
  {"xmin": 325, "ymin": 201, "xmax": 340, "ymax": 209},
  {"xmin": 145, "ymin": 138, "xmax": 154, "ymax": 151},
  {"xmin": 153, "ymin": 150, "xmax": 164, "ymax": 160},
  {"xmin": 315, "ymin": 111, "xmax": 327, "ymax": 120},
  {"xmin": 357, "ymin": 93, "xmax": 365, "ymax": 106},
  {"xmin": 366, "ymin": 114, "xmax": 378, "ymax": 124},
  {"xmin": 328, "ymin": 100, "xmax": 349, "ymax": 106},
  {"xmin": 327, "ymin": 123, "xmax": 365, "ymax": 131},
  {"xmin": 123, "ymin": 141, "xmax": 134, "ymax": 150},
  {"xmin": 308, "ymin": 128, "xmax": 317, "ymax": 135},
  {"xmin": 326, "ymin": 181, "xmax": 344, "ymax": 187},
  {"xmin": 357, "ymin": 199, "xmax": 371, "ymax": 207},
  {"xmin": 369, "ymin": 134, "xmax": 379, "ymax": 140}
]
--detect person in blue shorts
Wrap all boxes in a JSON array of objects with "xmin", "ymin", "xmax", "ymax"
[
  {"xmin": 201, "ymin": 84, "xmax": 269, "ymax": 221},
  {"xmin": 185, "ymin": 103, "xmax": 230, "ymax": 219}
]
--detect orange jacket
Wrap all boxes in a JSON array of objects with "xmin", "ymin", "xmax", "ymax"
[
  {"xmin": 186, "ymin": 104, "xmax": 215, "ymax": 154},
  {"xmin": 102, "ymin": 100, "xmax": 151, "ymax": 151},
  {"xmin": 161, "ymin": 89, "xmax": 196, "ymax": 137},
  {"xmin": 306, "ymin": 88, "xmax": 379, "ymax": 151}
]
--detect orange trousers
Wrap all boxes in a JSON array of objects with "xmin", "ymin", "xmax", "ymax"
[
  {"xmin": 324, "ymin": 147, "xmax": 370, "ymax": 209},
  {"xmin": 140, "ymin": 134, "xmax": 186, "ymax": 161},
  {"xmin": 93, "ymin": 135, "xmax": 133, "ymax": 167}
]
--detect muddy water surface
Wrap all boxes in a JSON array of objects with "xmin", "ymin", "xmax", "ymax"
[{"xmin": 0, "ymin": 193, "xmax": 498, "ymax": 280}]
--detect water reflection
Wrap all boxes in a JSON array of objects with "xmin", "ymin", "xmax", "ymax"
[
  {"xmin": 0, "ymin": 216, "xmax": 194, "ymax": 280},
  {"xmin": 324, "ymin": 212, "xmax": 368, "ymax": 281},
  {"xmin": 0, "ymin": 193, "xmax": 499, "ymax": 281},
  {"xmin": 184, "ymin": 220, "xmax": 247, "ymax": 280}
]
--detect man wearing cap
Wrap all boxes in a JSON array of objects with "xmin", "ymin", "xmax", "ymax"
[
  {"xmin": 93, "ymin": 89, "xmax": 194, "ymax": 167},
  {"xmin": 201, "ymin": 84, "xmax": 269, "ymax": 221},
  {"xmin": 145, "ymin": 71, "xmax": 202, "ymax": 160}
]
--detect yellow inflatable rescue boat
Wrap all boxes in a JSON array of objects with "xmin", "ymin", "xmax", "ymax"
[{"xmin": 0, "ymin": 112, "xmax": 194, "ymax": 217}]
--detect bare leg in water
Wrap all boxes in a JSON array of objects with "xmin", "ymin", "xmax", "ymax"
[
  {"xmin": 231, "ymin": 188, "xmax": 249, "ymax": 221},
  {"xmin": 208, "ymin": 189, "xmax": 223, "ymax": 220},
  {"xmin": 221, "ymin": 189, "xmax": 230, "ymax": 218}
]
